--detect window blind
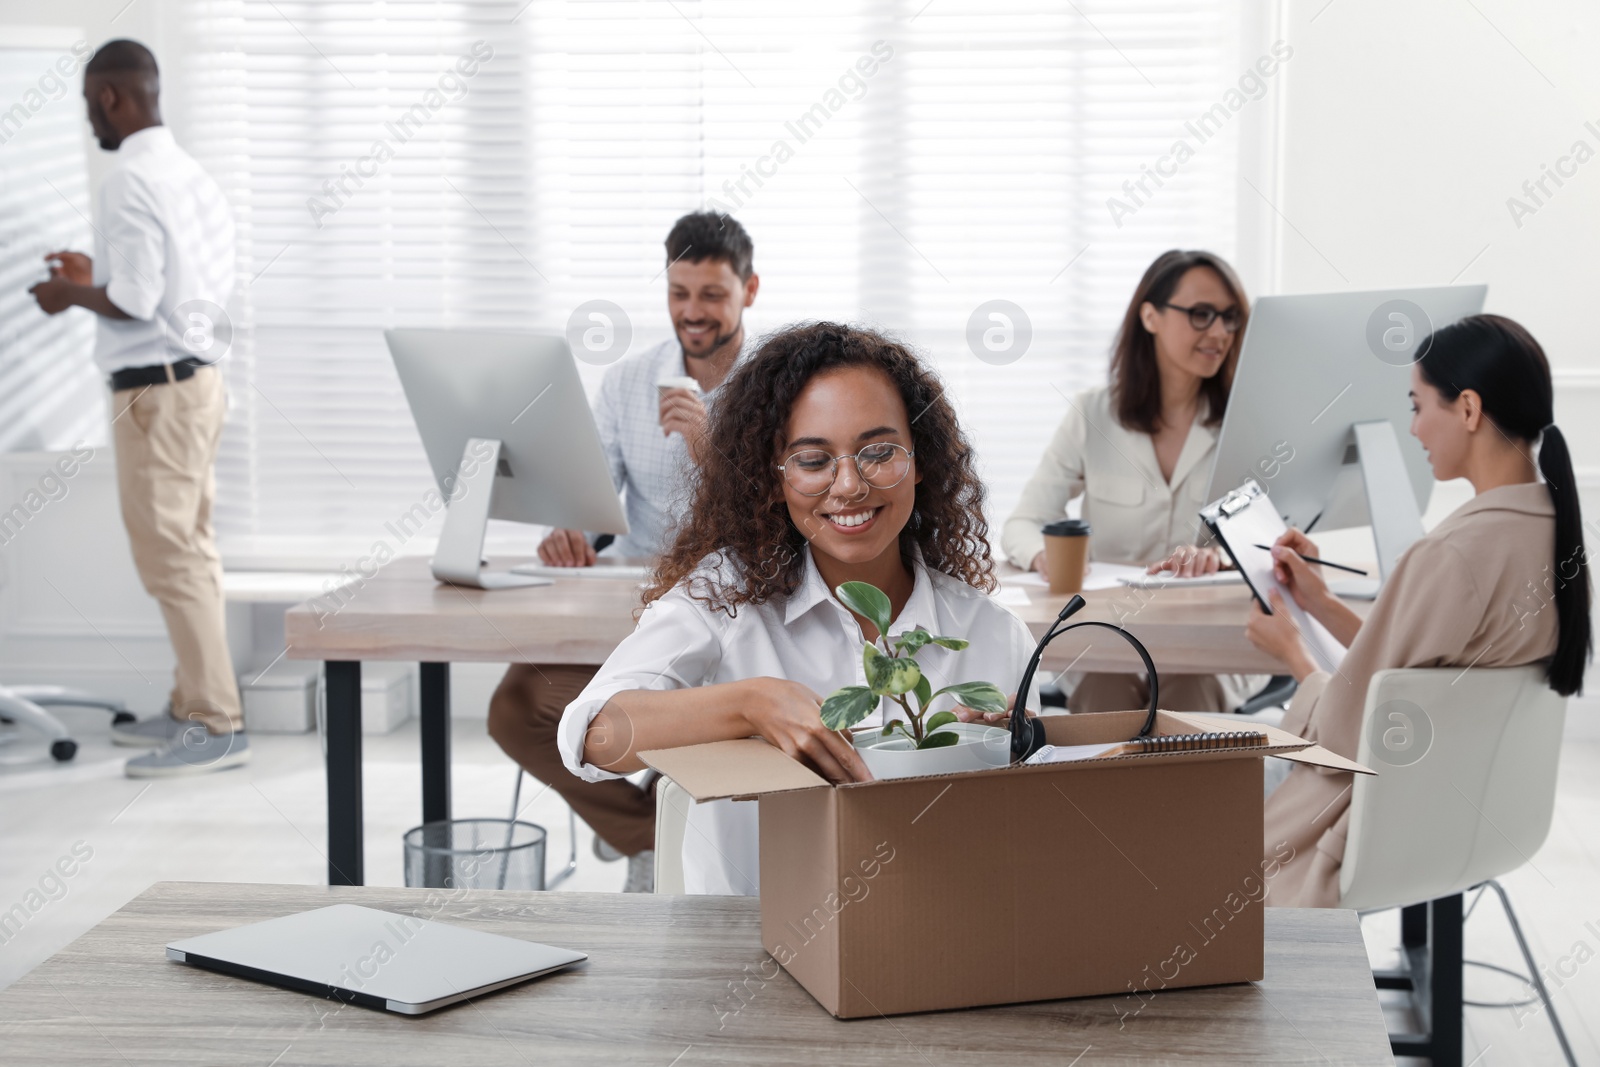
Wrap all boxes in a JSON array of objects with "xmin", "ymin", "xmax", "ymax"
[
  {"xmin": 0, "ymin": 38, "xmax": 103, "ymax": 454},
  {"xmin": 172, "ymin": 0, "xmax": 1259, "ymax": 562}
]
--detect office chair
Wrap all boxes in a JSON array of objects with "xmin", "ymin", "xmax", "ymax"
[
  {"xmin": 507, "ymin": 766, "xmax": 578, "ymax": 889},
  {"xmin": 1338, "ymin": 666, "xmax": 1576, "ymax": 1067},
  {"xmin": 0, "ymin": 683, "xmax": 132, "ymax": 762}
]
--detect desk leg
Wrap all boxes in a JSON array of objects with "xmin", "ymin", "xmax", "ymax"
[
  {"xmin": 420, "ymin": 663, "xmax": 451, "ymax": 825},
  {"xmin": 325, "ymin": 661, "xmax": 364, "ymax": 887}
]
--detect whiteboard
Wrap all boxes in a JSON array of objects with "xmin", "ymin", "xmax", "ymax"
[{"xmin": 0, "ymin": 29, "xmax": 105, "ymax": 453}]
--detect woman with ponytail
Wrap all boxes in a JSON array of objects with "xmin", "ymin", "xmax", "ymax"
[{"xmin": 1243, "ymin": 313, "xmax": 1590, "ymax": 907}]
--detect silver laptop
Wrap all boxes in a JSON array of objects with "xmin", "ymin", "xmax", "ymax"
[{"xmin": 167, "ymin": 904, "xmax": 586, "ymax": 1015}]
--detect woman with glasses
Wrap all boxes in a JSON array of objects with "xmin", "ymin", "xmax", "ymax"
[
  {"xmin": 1002, "ymin": 248, "xmax": 1258, "ymax": 714},
  {"xmin": 557, "ymin": 322, "xmax": 1038, "ymax": 894}
]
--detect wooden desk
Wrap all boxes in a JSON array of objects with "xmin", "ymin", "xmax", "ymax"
[
  {"xmin": 0, "ymin": 881, "xmax": 1395, "ymax": 1066},
  {"xmin": 285, "ymin": 559, "xmax": 1369, "ymax": 885}
]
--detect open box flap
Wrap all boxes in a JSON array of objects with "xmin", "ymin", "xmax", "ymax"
[
  {"xmin": 1271, "ymin": 743, "xmax": 1376, "ymax": 775},
  {"xmin": 639, "ymin": 738, "xmax": 829, "ymax": 802}
]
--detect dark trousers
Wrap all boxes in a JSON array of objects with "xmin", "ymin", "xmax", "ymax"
[{"xmin": 487, "ymin": 663, "xmax": 656, "ymax": 856}]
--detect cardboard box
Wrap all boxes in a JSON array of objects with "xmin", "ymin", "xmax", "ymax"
[{"xmin": 642, "ymin": 709, "xmax": 1371, "ymax": 1019}]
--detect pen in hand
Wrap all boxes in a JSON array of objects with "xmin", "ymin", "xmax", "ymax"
[{"xmin": 1252, "ymin": 544, "xmax": 1369, "ymax": 576}]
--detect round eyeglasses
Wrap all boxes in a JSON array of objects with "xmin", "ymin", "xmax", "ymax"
[
  {"xmin": 1162, "ymin": 301, "xmax": 1243, "ymax": 334},
  {"xmin": 776, "ymin": 442, "xmax": 915, "ymax": 497}
]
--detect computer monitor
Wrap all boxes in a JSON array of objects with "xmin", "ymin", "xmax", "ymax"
[
  {"xmin": 386, "ymin": 328, "xmax": 628, "ymax": 589},
  {"xmin": 1204, "ymin": 285, "xmax": 1487, "ymax": 592}
]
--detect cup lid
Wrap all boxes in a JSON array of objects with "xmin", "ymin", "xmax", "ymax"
[{"xmin": 1042, "ymin": 518, "xmax": 1090, "ymax": 536}]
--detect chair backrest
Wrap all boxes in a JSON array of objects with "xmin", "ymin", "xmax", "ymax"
[
  {"xmin": 654, "ymin": 776, "xmax": 691, "ymax": 896},
  {"xmin": 1338, "ymin": 666, "xmax": 1566, "ymax": 912}
]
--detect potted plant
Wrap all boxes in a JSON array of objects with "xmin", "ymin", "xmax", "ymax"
[{"xmin": 819, "ymin": 581, "xmax": 1011, "ymax": 780}]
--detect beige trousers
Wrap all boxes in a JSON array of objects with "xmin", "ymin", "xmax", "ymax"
[{"xmin": 111, "ymin": 366, "xmax": 241, "ymax": 733}]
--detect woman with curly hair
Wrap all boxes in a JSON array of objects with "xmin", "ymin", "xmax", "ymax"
[{"xmin": 557, "ymin": 322, "xmax": 1038, "ymax": 894}]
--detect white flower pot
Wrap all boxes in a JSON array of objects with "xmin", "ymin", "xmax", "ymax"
[{"xmin": 851, "ymin": 722, "xmax": 1011, "ymax": 781}]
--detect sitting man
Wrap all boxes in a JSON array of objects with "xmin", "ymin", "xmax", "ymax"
[{"xmin": 487, "ymin": 211, "xmax": 759, "ymax": 893}]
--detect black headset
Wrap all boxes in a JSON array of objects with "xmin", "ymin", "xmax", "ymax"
[{"xmin": 1009, "ymin": 594, "xmax": 1161, "ymax": 764}]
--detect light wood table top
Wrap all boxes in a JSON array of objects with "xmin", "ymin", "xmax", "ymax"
[
  {"xmin": 284, "ymin": 556, "xmax": 1370, "ymax": 674},
  {"xmin": 0, "ymin": 881, "xmax": 1393, "ymax": 1066}
]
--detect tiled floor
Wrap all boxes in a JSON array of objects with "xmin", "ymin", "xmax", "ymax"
[{"xmin": 3, "ymin": 708, "xmax": 1597, "ymax": 1065}]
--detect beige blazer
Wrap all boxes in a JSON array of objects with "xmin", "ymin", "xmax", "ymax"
[
  {"xmin": 1263, "ymin": 483, "xmax": 1562, "ymax": 908},
  {"xmin": 1002, "ymin": 385, "xmax": 1217, "ymax": 569}
]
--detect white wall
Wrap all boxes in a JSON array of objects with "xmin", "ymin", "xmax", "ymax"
[{"xmin": 1271, "ymin": 0, "xmax": 1600, "ymax": 474}]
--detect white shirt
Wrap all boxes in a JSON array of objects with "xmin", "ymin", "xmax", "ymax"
[
  {"xmin": 92, "ymin": 127, "xmax": 236, "ymax": 373},
  {"xmin": 1001, "ymin": 385, "xmax": 1219, "ymax": 568},
  {"xmin": 558, "ymin": 547, "xmax": 1039, "ymax": 895},
  {"xmin": 592, "ymin": 338, "xmax": 741, "ymax": 558}
]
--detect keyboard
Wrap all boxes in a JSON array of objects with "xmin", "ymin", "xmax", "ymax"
[
  {"xmin": 1117, "ymin": 570, "xmax": 1245, "ymax": 589},
  {"xmin": 508, "ymin": 562, "xmax": 651, "ymax": 581}
]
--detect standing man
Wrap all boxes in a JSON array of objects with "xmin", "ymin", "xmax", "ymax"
[
  {"xmin": 488, "ymin": 211, "xmax": 759, "ymax": 892},
  {"xmin": 29, "ymin": 39, "xmax": 244, "ymax": 777}
]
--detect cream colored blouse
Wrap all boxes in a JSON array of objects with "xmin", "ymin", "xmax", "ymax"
[{"xmin": 1002, "ymin": 385, "xmax": 1219, "ymax": 568}]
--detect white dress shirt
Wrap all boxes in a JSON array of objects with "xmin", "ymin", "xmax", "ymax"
[
  {"xmin": 1001, "ymin": 385, "xmax": 1220, "ymax": 568},
  {"xmin": 92, "ymin": 126, "xmax": 236, "ymax": 374},
  {"xmin": 592, "ymin": 338, "xmax": 741, "ymax": 558},
  {"xmin": 558, "ymin": 547, "xmax": 1039, "ymax": 895}
]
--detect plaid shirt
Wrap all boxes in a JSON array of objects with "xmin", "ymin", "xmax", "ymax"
[{"xmin": 592, "ymin": 338, "xmax": 742, "ymax": 558}]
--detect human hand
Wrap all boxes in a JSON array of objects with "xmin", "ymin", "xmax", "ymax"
[
  {"xmin": 659, "ymin": 388, "xmax": 708, "ymax": 462},
  {"xmin": 953, "ymin": 691, "xmax": 1034, "ymax": 727},
  {"xmin": 537, "ymin": 528, "xmax": 597, "ymax": 567},
  {"xmin": 45, "ymin": 250, "xmax": 92, "ymax": 285},
  {"xmin": 28, "ymin": 279, "xmax": 74, "ymax": 315},
  {"xmin": 1030, "ymin": 551, "xmax": 1047, "ymax": 575},
  {"xmin": 1146, "ymin": 544, "xmax": 1222, "ymax": 577},
  {"xmin": 1246, "ymin": 590, "xmax": 1316, "ymax": 681},
  {"xmin": 741, "ymin": 677, "xmax": 873, "ymax": 783},
  {"xmin": 1268, "ymin": 530, "xmax": 1329, "ymax": 613}
]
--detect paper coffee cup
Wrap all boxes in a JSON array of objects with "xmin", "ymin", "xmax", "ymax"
[
  {"xmin": 656, "ymin": 375, "xmax": 701, "ymax": 395},
  {"xmin": 1041, "ymin": 518, "xmax": 1091, "ymax": 595}
]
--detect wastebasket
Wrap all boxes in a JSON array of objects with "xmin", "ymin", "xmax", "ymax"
[{"xmin": 403, "ymin": 818, "xmax": 548, "ymax": 891}]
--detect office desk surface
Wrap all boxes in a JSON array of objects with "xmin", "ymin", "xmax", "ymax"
[
  {"xmin": 283, "ymin": 556, "xmax": 1367, "ymax": 674},
  {"xmin": 1, "ymin": 881, "xmax": 1394, "ymax": 1066}
]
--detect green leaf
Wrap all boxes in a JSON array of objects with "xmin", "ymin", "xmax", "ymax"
[
  {"xmin": 894, "ymin": 629, "xmax": 970, "ymax": 654},
  {"xmin": 913, "ymin": 675, "xmax": 933, "ymax": 714},
  {"xmin": 836, "ymin": 581, "xmax": 892, "ymax": 637},
  {"xmin": 864, "ymin": 643, "xmax": 922, "ymax": 696},
  {"xmin": 923, "ymin": 710, "xmax": 959, "ymax": 737},
  {"xmin": 931, "ymin": 681, "xmax": 1007, "ymax": 715},
  {"xmin": 879, "ymin": 718, "xmax": 905, "ymax": 738},
  {"xmin": 820, "ymin": 686, "xmax": 878, "ymax": 731},
  {"xmin": 893, "ymin": 628, "xmax": 933, "ymax": 654},
  {"xmin": 916, "ymin": 730, "xmax": 961, "ymax": 750}
]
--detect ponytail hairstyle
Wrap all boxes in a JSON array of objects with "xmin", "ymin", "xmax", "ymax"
[{"xmin": 1416, "ymin": 313, "xmax": 1590, "ymax": 696}]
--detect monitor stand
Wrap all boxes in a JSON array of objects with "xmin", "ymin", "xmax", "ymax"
[
  {"xmin": 1326, "ymin": 420, "xmax": 1426, "ymax": 600},
  {"xmin": 431, "ymin": 437, "xmax": 552, "ymax": 590}
]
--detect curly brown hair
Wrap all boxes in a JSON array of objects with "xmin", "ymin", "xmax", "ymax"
[{"xmin": 643, "ymin": 322, "xmax": 996, "ymax": 614}]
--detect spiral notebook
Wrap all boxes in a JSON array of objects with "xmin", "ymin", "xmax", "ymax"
[
  {"xmin": 1198, "ymin": 479, "xmax": 1347, "ymax": 673},
  {"xmin": 1026, "ymin": 730, "xmax": 1269, "ymax": 764}
]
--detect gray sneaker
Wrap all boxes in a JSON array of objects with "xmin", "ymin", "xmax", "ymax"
[
  {"xmin": 125, "ymin": 729, "xmax": 250, "ymax": 778},
  {"xmin": 623, "ymin": 850, "xmax": 655, "ymax": 893},
  {"xmin": 111, "ymin": 714, "xmax": 187, "ymax": 748}
]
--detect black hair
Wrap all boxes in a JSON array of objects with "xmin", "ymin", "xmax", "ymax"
[
  {"xmin": 665, "ymin": 211, "xmax": 754, "ymax": 281},
  {"xmin": 87, "ymin": 39, "xmax": 159, "ymax": 78},
  {"xmin": 1417, "ymin": 313, "xmax": 1590, "ymax": 696}
]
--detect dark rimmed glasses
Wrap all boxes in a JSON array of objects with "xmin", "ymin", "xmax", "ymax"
[
  {"xmin": 775, "ymin": 442, "xmax": 915, "ymax": 497},
  {"xmin": 1163, "ymin": 301, "xmax": 1243, "ymax": 333}
]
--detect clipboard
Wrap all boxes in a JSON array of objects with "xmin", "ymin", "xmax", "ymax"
[{"xmin": 1199, "ymin": 480, "xmax": 1347, "ymax": 672}]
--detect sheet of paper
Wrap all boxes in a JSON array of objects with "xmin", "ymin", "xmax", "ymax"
[
  {"xmin": 1207, "ymin": 485, "xmax": 1347, "ymax": 672},
  {"xmin": 989, "ymin": 586, "xmax": 1031, "ymax": 606},
  {"xmin": 1118, "ymin": 570, "xmax": 1245, "ymax": 589},
  {"xmin": 1024, "ymin": 742, "xmax": 1122, "ymax": 765}
]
